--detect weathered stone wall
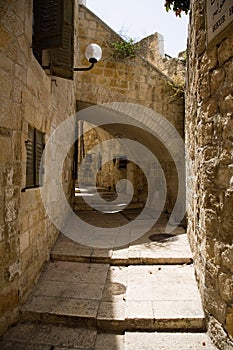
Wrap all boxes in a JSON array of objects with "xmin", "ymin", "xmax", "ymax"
[
  {"xmin": 75, "ymin": 5, "xmax": 185, "ymax": 212},
  {"xmin": 139, "ymin": 33, "xmax": 165, "ymax": 69},
  {"xmin": 0, "ymin": 0, "xmax": 77, "ymax": 335},
  {"xmin": 139, "ymin": 33, "xmax": 186, "ymax": 82},
  {"xmin": 186, "ymin": 1, "xmax": 233, "ymax": 348}
]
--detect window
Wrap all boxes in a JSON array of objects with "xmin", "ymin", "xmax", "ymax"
[
  {"xmin": 118, "ymin": 156, "xmax": 128, "ymax": 169},
  {"xmin": 113, "ymin": 155, "xmax": 128, "ymax": 169},
  {"xmin": 25, "ymin": 126, "xmax": 45, "ymax": 188},
  {"xmin": 32, "ymin": 0, "xmax": 74, "ymax": 80},
  {"xmin": 98, "ymin": 153, "xmax": 102, "ymax": 170}
]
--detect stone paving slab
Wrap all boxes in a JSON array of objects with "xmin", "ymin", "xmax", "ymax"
[
  {"xmin": 20, "ymin": 262, "xmax": 205, "ymax": 332},
  {"xmin": 21, "ymin": 261, "xmax": 109, "ymax": 327},
  {"xmin": 95, "ymin": 333, "xmax": 125, "ymax": 350},
  {"xmin": 125, "ymin": 332, "xmax": 218, "ymax": 349},
  {"xmin": 22, "ymin": 295, "xmax": 100, "ymax": 328},
  {"xmin": 40, "ymin": 261, "xmax": 109, "ymax": 285},
  {"xmin": 75, "ymin": 211, "xmax": 129, "ymax": 227},
  {"xmin": 125, "ymin": 264, "xmax": 205, "ymax": 331},
  {"xmin": 0, "ymin": 324, "xmax": 218, "ymax": 350},
  {"xmin": 0, "ymin": 323, "xmax": 96, "ymax": 350}
]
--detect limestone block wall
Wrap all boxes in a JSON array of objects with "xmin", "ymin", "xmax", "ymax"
[
  {"xmin": 139, "ymin": 33, "xmax": 165, "ymax": 69},
  {"xmin": 76, "ymin": 5, "xmax": 185, "ymax": 212},
  {"xmin": 186, "ymin": 0, "xmax": 233, "ymax": 348},
  {"xmin": 139, "ymin": 33, "xmax": 186, "ymax": 82},
  {"xmin": 0, "ymin": 0, "xmax": 77, "ymax": 335}
]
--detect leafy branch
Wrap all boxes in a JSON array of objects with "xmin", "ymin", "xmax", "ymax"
[{"xmin": 165, "ymin": 0, "xmax": 190, "ymax": 17}]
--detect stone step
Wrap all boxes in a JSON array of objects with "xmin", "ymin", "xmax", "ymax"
[
  {"xmin": 74, "ymin": 193, "xmax": 118, "ymax": 202},
  {"xmin": 0, "ymin": 323, "xmax": 218, "ymax": 350},
  {"xmin": 75, "ymin": 185, "xmax": 110, "ymax": 193},
  {"xmin": 74, "ymin": 188, "xmax": 145, "ymax": 211},
  {"xmin": 73, "ymin": 201, "xmax": 144, "ymax": 211},
  {"xmin": 51, "ymin": 229, "xmax": 193, "ymax": 265},
  {"xmin": 20, "ymin": 261, "xmax": 205, "ymax": 333}
]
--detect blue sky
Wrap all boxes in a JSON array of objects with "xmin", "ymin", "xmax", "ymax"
[{"xmin": 86, "ymin": 0, "xmax": 189, "ymax": 57}]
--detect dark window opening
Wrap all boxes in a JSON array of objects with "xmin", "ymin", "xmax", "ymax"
[
  {"xmin": 25, "ymin": 126, "xmax": 45, "ymax": 189},
  {"xmin": 115, "ymin": 155, "xmax": 128, "ymax": 169},
  {"xmin": 98, "ymin": 154, "xmax": 102, "ymax": 170}
]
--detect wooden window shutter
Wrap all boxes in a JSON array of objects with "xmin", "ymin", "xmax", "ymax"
[
  {"xmin": 26, "ymin": 126, "xmax": 35, "ymax": 188},
  {"xmin": 35, "ymin": 129, "xmax": 44, "ymax": 186},
  {"xmin": 50, "ymin": 0, "xmax": 74, "ymax": 80},
  {"xmin": 33, "ymin": 0, "xmax": 64, "ymax": 50}
]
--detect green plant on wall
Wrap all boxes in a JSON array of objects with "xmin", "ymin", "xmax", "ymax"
[
  {"xmin": 179, "ymin": 50, "xmax": 187, "ymax": 62},
  {"xmin": 110, "ymin": 38, "xmax": 141, "ymax": 61},
  {"xmin": 167, "ymin": 75, "xmax": 185, "ymax": 101}
]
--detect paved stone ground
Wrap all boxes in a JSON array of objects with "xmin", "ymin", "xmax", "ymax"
[
  {"xmin": 0, "ymin": 210, "xmax": 218, "ymax": 349},
  {"xmin": 51, "ymin": 210, "xmax": 192, "ymax": 265},
  {"xmin": 19, "ymin": 262, "xmax": 205, "ymax": 331}
]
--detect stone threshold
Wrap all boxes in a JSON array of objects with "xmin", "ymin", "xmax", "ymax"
[{"xmin": 51, "ymin": 252, "xmax": 193, "ymax": 265}]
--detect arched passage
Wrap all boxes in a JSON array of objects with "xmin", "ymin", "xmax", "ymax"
[{"xmin": 74, "ymin": 102, "xmax": 185, "ymax": 229}]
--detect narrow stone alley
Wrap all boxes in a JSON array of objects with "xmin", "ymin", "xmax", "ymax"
[
  {"xmin": 1, "ymin": 0, "xmax": 232, "ymax": 349},
  {"xmin": 0, "ymin": 209, "xmax": 217, "ymax": 349}
]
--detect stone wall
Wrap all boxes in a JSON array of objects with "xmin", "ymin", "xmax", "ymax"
[
  {"xmin": 139, "ymin": 33, "xmax": 186, "ymax": 82},
  {"xmin": 186, "ymin": 0, "xmax": 233, "ymax": 348},
  {"xmin": 75, "ymin": 5, "xmax": 185, "ymax": 212},
  {"xmin": 0, "ymin": 0, "xmax": 77, "ymax": 335}
]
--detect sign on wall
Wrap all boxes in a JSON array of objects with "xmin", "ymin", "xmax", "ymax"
[{"xmin": 206, "ymin": 0, "xmax": 233, "ymax": 45}]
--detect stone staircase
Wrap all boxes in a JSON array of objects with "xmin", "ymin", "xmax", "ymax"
[
  {"xmin": 0, "ymin": 210, "xmax": 218, "ymax": 349},
  {"xmin": 74, "ymin": 186, "xmax": 144, "ymax": 211}
]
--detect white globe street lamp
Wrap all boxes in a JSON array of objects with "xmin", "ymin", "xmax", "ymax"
[{"xmin": 73, "ymin": 43, "xmax": 102, "ymax": 71}]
